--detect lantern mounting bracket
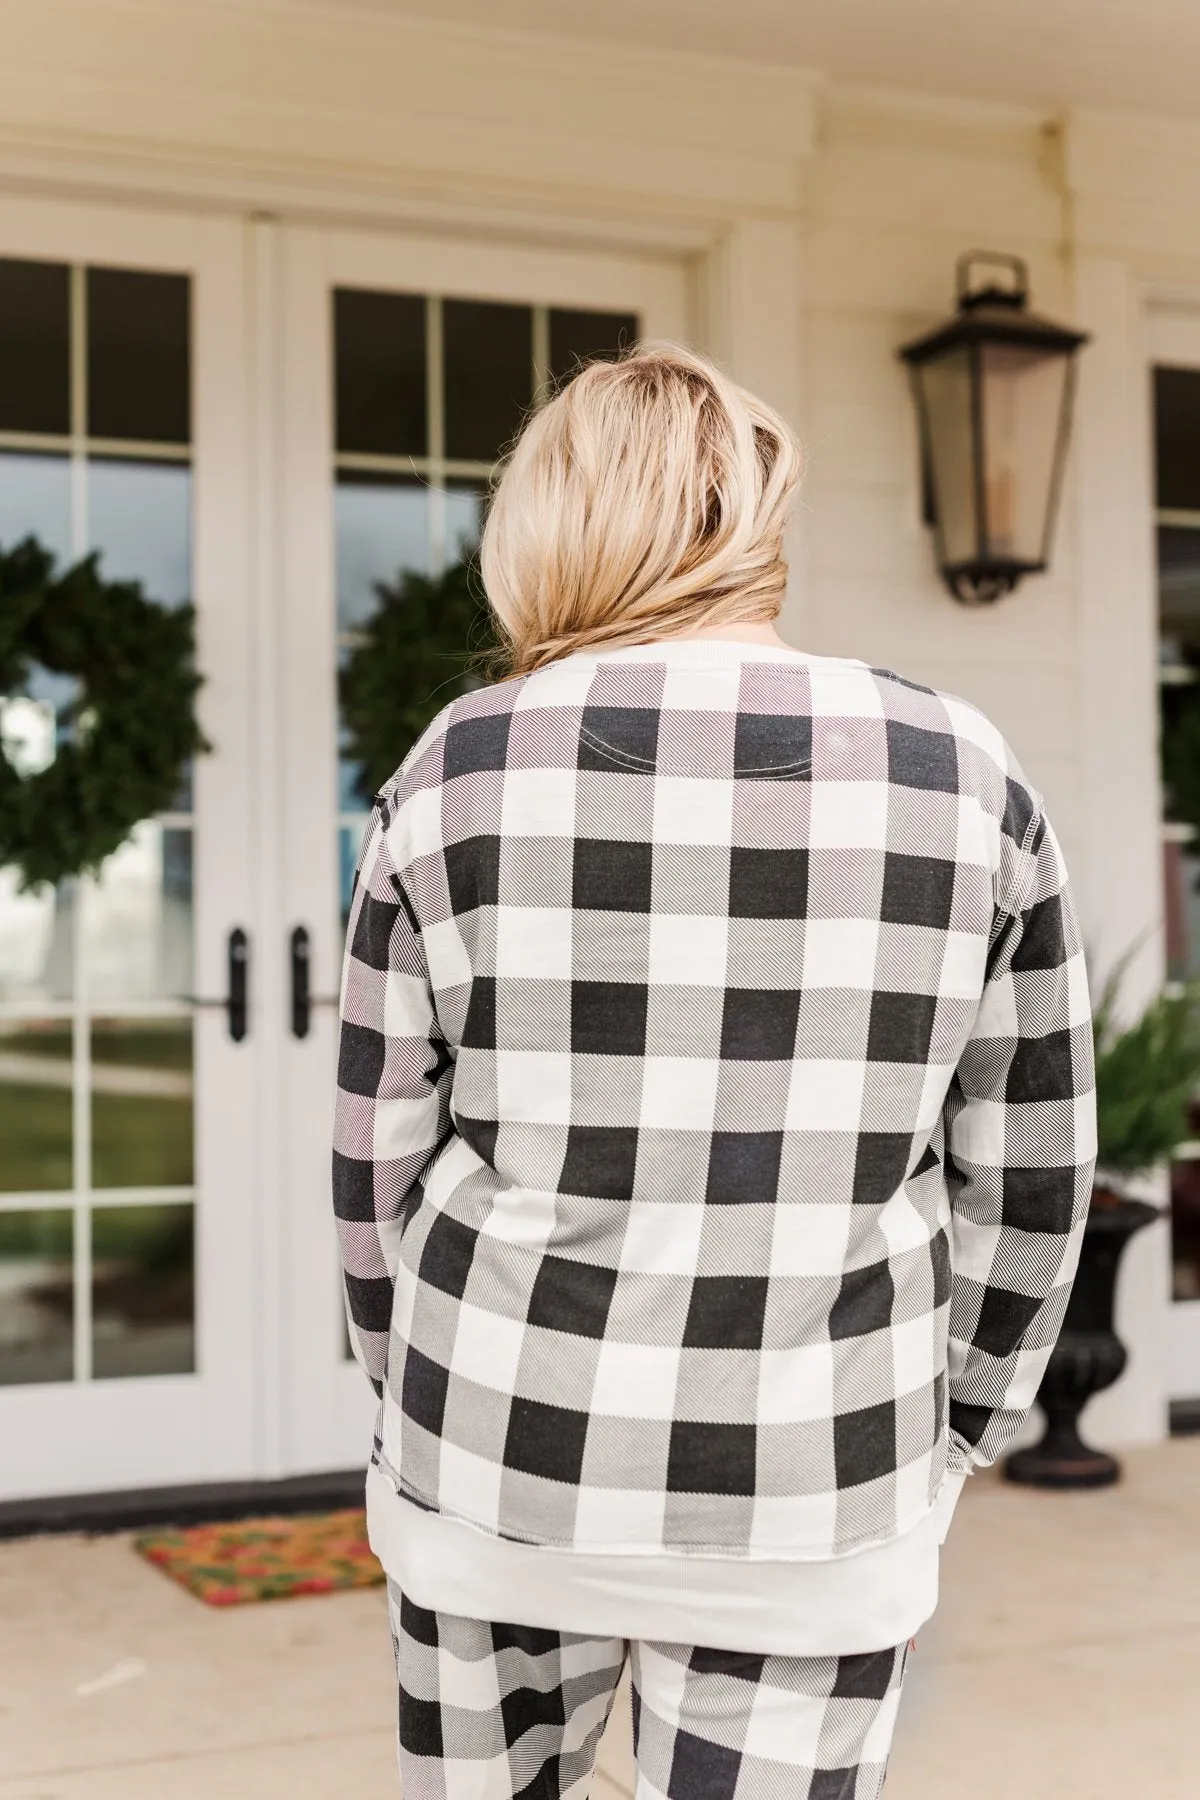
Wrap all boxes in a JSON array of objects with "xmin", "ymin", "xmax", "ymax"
[{"xmin": 956, "ymin": 250, "xmax": 1029, "ymax": 312}]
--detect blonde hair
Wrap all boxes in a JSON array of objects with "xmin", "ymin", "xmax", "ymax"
[{"xmin": 479, "ymin": 342, "xmax": 803, "ymax": 676}]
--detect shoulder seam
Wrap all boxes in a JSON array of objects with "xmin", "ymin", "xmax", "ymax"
[{"xmin": 996, "ymin": 802, "xmax": 1047, "ymax": 923}]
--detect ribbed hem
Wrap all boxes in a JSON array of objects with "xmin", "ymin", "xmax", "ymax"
[{"xmin": 365, "ymin": 1463, "xmax": 968, "ymax": 1656}]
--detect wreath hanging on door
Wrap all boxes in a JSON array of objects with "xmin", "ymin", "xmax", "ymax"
[
  {"xmin": 339, "ymin": 554, "xmax": 498, "ymax": 802},
  {"xmin": 0, "ymin": 537, "xmax": 209, "ymax": 891}
]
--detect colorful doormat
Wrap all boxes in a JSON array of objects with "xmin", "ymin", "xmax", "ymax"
[{"xmin": 134, "ymin": 1508, "xmax": 385, "ymax": 1606}]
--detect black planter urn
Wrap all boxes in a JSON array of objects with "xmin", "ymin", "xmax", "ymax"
[{"xmin": 1004, "ymin": 1192, "xmax": 1160, "ymax": 1490}]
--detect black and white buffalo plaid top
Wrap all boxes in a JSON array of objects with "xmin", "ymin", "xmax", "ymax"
[{"xmin": 334, "ymin": 638, "xmax": 1094, "ymax": 1561}]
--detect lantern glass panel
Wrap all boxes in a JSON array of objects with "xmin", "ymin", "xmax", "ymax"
[
  {"xmin": 979, "ymin": 342, "xmax": 1070, "ymax": 565},
  {"xmin": 917, "ymin": 346, "xmax": 978, "ymax": 568}
]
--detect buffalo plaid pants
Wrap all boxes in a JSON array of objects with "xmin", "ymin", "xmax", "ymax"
[{"xmin": 387, "ymin": 1580, "xmax": 910, "ymax": 1800}]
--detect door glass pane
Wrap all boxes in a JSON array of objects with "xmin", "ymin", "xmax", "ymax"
[
  {"xmin": 84, "ymin": 825, "xmax": 193, "ymax": 1004},
  {"xmin": 86, "ymin": 268, "xmax": 190, "ymax": 445},
  {"xmin": 0, "ymin": 258, "xmax": 70, "ymax": 436},
  {"xmin": 91, "ymin": 1019, "xmax": 194, "ymax": 1190},
  {"xmin": 443, "ymin": 299, "xmax": 533, "ymax": 461},
  {"xmin": 0, "ymin": 452, "xmax": 71, "ymax": 562},
  {"xmin": 0, "ymin": 1020, "xmax": 73, "ymax": 1193},
  {"xmin": 549, "ymin": 308, "xmax": 638, "ymax": 386},
  {"xmin": 1154, "ymin": 366, "xmax": 1200, "ymax": 513},
  {"xmin": 335, "ymin": 474, "xmax": 430, "ymax": 631},
  {"xmin": 336, "ymin": 475, "xmax": 431, "ymax": 809},
  {"xmin": 1158, "ymin": 526, "xmax": 1200, "ymax": 666},
  {"xmin": 0, "ymin": 1208, "xmax": 74, "ymax": 1385},
  {"xmin": 335, "ymin": 478, "xmax": 483, "ymax": 637},
  {"xmin": 88, "ymin": 459, "xmax": 192, "ymax": 604},
  {"xmin": 446, "ymin": 482, "xmax": 486, "ymax": 563},
  {"xmin": 0, "ymin": 878, "xmax": 75, "ymax": 1008},
  {"xmin": 92, "ymin": 1201, "xmax": 194, "ymax": 1378},
  {"xmin": 334, "ymin": 289, "xmax": 427, "ymax": 457},
  {"xmin": 339, "ymin": 820, "xmax": 370, "ymax": 930}
]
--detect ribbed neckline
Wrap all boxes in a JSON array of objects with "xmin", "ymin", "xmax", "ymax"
[{"xmin": 557, "ymin": 638, "xmax": 834, "ymax": 669}]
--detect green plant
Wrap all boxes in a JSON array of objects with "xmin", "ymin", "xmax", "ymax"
[
  {"xmin": 1093, "ymin": 962, "xmax": 1200, "ymax": 1180},
  {"xmin": 0, "ymin": 535, "xmax": 209, "ymax": 890},
  {"xmin": 339, "ymin": 555, "xmax": 499, "ymax": 803}
]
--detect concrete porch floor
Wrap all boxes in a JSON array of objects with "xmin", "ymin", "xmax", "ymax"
[{"xmin": 1, "ymin": 1439, "xmax": 1198, "ymax": 1799}]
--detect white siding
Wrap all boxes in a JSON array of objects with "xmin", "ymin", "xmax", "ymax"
[{"xmin": 791, "ymin": 101, "xmax": 1087, "ymax": 886}]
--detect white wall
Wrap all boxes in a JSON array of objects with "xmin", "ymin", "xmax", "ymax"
[{"xmin": 795, "ymin": 98, "xmax": 1084, "ymax": 875}]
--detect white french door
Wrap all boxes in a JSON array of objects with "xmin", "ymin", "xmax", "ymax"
[
  {"xmin": 271, "ymin": 222, "xmax": 690, "ymax": 1474},
  {"xmin": 0, "ymin": 198, "xmax": 257, "ymax": 1498}
]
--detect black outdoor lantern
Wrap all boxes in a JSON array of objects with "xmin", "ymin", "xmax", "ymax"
[{"xmin": 899, "ymin": 251, "xmax": 1089, "ymax": 604}]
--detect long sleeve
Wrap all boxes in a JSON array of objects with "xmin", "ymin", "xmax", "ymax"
[
  {"xmin": 333, "ymin": 799, "xmax": 454, "ymax": 1393},
  {"xmin": 942, "ymin": 807, "xmax": 1096, "ymax": 1475}
]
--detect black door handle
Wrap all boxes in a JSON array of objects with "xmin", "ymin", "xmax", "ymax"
[
  {"xmin": 179, "ymin": 928, "xmax": 249, "ymax": 1040},
  {"xmin": 290, "ymin": 925, "xmax": 311, "ymax": 1039},
  {"xmin": 227, "ymin": 927, "xmax": 249, "ymax": 1042}
]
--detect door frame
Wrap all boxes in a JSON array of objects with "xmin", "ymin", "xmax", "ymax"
[{"xmin": 0, "ymin": 196, "xmax": 259, "ymax": 1498}]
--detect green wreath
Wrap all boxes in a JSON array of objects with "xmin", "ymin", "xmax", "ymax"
[
  {"xmin": 0, "ymin": 537, "xmax": 209, "ymax": 891},
  {"xmin": 340, "ymin": 555, "xmax": 498, "ymax": 802}
]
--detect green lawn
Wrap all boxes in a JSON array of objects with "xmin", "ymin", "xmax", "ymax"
[
  {"xmin": 3, "ymin": 1021, "xmax": 194, "ymax": 1072},
  {"xmin": 0, "ymin": 1022, "xmax": 72, "ymax": 1061},
  {"xmin": 0, "ymin": 1085, "xmax": 72, "ymax": 1192},
  {"xmin": 92, "ymin": 1090, "xmax": 193, "ymax": 1188},
  {"xmin": 0, "ymin": 1083, "xmax": 193, "ymax": 1193},
  {"xmin": 92, "ymin": 1024, "xmax": 194, "ymax": 1073}
]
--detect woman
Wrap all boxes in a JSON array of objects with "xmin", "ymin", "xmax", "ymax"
[{"xmin": 333, "ymin": 345, "xmax": 1094, "ymax": 1799}]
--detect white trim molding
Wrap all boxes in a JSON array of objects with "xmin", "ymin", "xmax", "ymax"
[
  {"xmin": 0, "ymin": 0, "xmax": 819, "ymax": 221},
  {"xmin": 1066, "ymin": 109, "xmax": 1200, "ymax": 265}
]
